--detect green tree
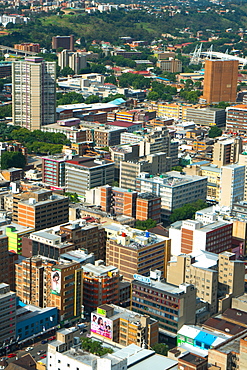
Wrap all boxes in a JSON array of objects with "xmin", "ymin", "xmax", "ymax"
[
  {"xmin": 60, "ymin": 66, "xmax": 75, "ymax": 76},
  {"xmin": 104, "ymin": 75, "xmax": 117, "ymax": 85},
  {"xmin": 152, "ymin": 343, "xmax": 169, "ymax": 356},
  {"xmin": 57, "ymin": 92, "xmax": 84, "ymax": 106},
  {"xmin": 169, "ymin": 200, "xmax": 208, "ymax": 224},
  {"xmin": 135, "ymin": 219, "xmax": 157, "ymax": 230},
  {"xmin": 212, "ymin": 101, "xmax": 231, "ymax": 109},
  {"xmin": 81, "ymin": 337, "xmax": 114, "ymax": 356},
  {"xmin": 172, "ymin": 165, "xmax": 183, "ymax": 172},
  {"xmin": 65, "ymin": 192, "xmax": 80, "ymax": 203},
  {"xmin": 208, "ymin": 126, "xmax": 222, "ymax": 138},
  {"xmin": 147, "ymin": 91, "xmax": 159, "ymax": 101},
  {"xmin": 1, "ymin": 151, "xmax": 26, "ymax": 170},
  {"xmin": 0, "ymin": 104, "xmax": 12, "ymax": 119},
  {"xmin": 85, "ymin": 95, "xmax": 100, "ymax": 104},
  {"xmin": 102, "ymin": 94, "xmax": 125, "ymax": 103}
]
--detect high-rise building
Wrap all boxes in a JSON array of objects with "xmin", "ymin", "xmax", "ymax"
[
  {"xmin": 212, "ymin": 137, "xmax": 242, "ymax": 167},
  {"xmin": 105, "ymin": 223, "xmax": 171, "ymax": 282},
  {"xmin": 220, "ymin": 164, "xmax": 245, "ymax": 208},
  {"xmin": 186, "ymin": 107, "xmax": 226, "ymax": 127},
  {"xmin": 12, "ymin": 57, "xmax": 56, "ymax": 131},
  {"xmin": 83, "ymin": 263, "xmax": 120, "ymax": 313},
  {"xmin": 131, "ymin": 271, "xmax": 196, "ymax": 336},
  {"xmin": 42, "ymin": 154, "xmax": 66, "ymax": 190},
  {"xmin": 226, "ymin": 104, "xmax": 247, "ymax": 133},
  {"xmin": 15, "ymin": 257, "xmax": 83, "ymax": 323},
  {"xmin": 65, "ymin": 158, "xmax": 115, "ymax": 196},
  {"xmin": 12, "ymin": 189, "xmax": 69, "ymax": 230},
  {"xmin": 91, "ymin": 304, "xmax": 159, "ymax": 348},
  {"xmin": 22, "ymin": 220, "xmax": 106, "ymax": 261},
  {"xmin": 169, "ymin": 219, "xmax": 233, "ymax": 256},
  {"xmin": 0, "ymin": 231, "xmax": 9, "ymax": 284},
  {"xmin": 52, "ymin": 35, "xmax": 74, "ymax": 51},
  {"xmin": 167, "ymin": 253, "xmax": 218, "ymax": 314},
  {"xmin": 202, "ymin": 59, "xmax": 238, "ymax": 104},
  {"xmin": 218, "ymin": 251, "xmax": 245, "ymax": 299},
  {"xmin": 157, "ymin": 58, "xmax": 182, "ymax": 73},
  {"xmin": 136, "ymin": 171, "xmax": 207, "ymax": 222},
  {"xmin": 58, "ymin": 50, "xmax": 87, "ymax": 74},
  {"xmin": 120, "ymin": 153, "xmax": 172, "ymax": 191},
  {"xmin": 14, "ymin": 43, "xmax": 40, "ymax": 53},
  {"xmin": 0, "ymin": 283, "xmax": 16, "ymax": 343},
  {"xmin": 86, "ymin": 185, "xmax": 161, "ymax": 222},
  {"xmin": 238, "ymin": 152, "xmax": 247, "ymax": 201}
]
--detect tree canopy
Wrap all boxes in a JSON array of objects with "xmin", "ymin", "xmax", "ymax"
[
  {"xmin": 135, "ymin": 219, "xmax": 157, "ymax": 230},
  {"xmin": 208, "ymin": 126, "xmax": 223, "ymax": 138},
  {"xmin": 57, "ymin": 92, "xmax": 84, "ymax": 106},
  {"xmin": 147, "ymin": 81, "xmax": 177, "ymax": 101},
  {"xmin": 81, "ymin": 337, "xmax": 113, "ymax": 356},
  {"xmin": 152, "ymin": 343, "xmax": 169, "ymax": 356},
  {"xmin": 169, "ymin": 200, "xmax": 208, "ymax": 224},
  {"xmin": 0, "ymin": 124, "xmax": 71, "ymax": 155},
  {"xmin": 1, "ymin": 151, "xmax": 26, "ymax": 170}
]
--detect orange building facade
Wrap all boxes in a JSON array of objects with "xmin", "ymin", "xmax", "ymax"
[{"xmin": 202, "ymin": 59, "xmax": 238, "ymax": 104}]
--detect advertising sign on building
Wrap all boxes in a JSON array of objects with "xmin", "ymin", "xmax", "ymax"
[
  {"xmin": 91, "ymin": 313, "xmax": 112, "ymax": 339},
  {"xmin": 51, "ymin": 269, "xmax": 61, "ymax": 295}
]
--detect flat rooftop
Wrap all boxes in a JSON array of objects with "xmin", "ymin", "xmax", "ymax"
[
  {"xmin": 4, "ymin": 223, "xmax": 34, "ymax": 233},
  {"xmin": 104, "ymin": 223, "xmax": 167, "ymax": 249},
  {"xmin": 16, "ymin": 304, "xmax": 56, "ymax": 323},
  {"xmin": 138, "ymin": 171, "xmax": 207, "ymax": 187},
  {"xmin": 83, "ymin": 263, "xmax": 118, "ymax": 276},
  {"xmin": 98, "ymin": 304, "xmax": 157, "ymax": 326},
  {"xmin": 66, "ymin": 158, "xmax": 113, "ymax": 169},
  {"xmin": 133, "ymin": 278, "xmax": 190, "ymax": 296},
  {"xmin": 214, "ymin": 330, "xmax": 247, "ymax": 355}
]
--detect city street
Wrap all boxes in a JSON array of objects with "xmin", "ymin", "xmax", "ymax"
[{"xmin": 0, "ymin": 324, "xmax": 91, "ymax": 365}]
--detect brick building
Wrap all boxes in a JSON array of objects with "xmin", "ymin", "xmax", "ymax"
[
  {"xmin": 91, "ymin": 304, "xmax": 159, "ymax": 348},
  {"xmin": 52, "ymin": 35, "xmax": 74, "ymax": 51},
  {"xmin": 22, "ymin": 220, "xmax": 106, "ymax": 261},
  {"xmin": 226, "ymin": 104, "xmax": 247, "ymax": 133},
  {"xmin": 14, "ymin": 43, "xmax": 40, "ymax": 53},
  {"xmin": 131, "ymin": 271, "xmax": 196, "ymax": 336},
  {"xmin": 202, "ymin": 59, "xmax": 238, "ymax": 104},
  {"xmin": 169, "ymin": 219, "xmax": 233, "ymax": 256},
  {"xmin": 12, "ymin": 189, "xmax": 69, "ymax": 230},
  {"xmin": 15, "ymin": 257, "xmax": 83, "ymax": 323},
  {"xmin": 83, "ymin": 263, "xmax": 120, "ymax": 313},
  {"xmin": 105, "ymin": 223, "xmax": 171, "ymax": 282},
  {"xmin": 86, "ymin": 185, "xmax": 161, "ymax": 222}
]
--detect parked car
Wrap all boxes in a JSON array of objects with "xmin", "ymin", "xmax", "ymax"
[
  {"xmin": 37, "ymin": 350, "xmax": 45, "ymax": 356},
  {"xmin": 40, "ymin": 354, "xmax": 47, "ymax": 359},
  {"xmin": 7, "ymin": 354, "xmax": 16, "ymax": 358},
  {"xmin": 48, "ymin": 336, "xmax": 56, "ymax": 341},
  {"xmin": 25, "ymin": 347, "xmax": 34, "ymax": 351},
  {"xmin": 41, "ymin": 340, "xmax": 48, "ymax": 344}
]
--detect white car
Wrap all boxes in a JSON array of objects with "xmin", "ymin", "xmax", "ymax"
[{"xmin": 25, "ymin": 347, "xmax": 34, "ymax": 351}]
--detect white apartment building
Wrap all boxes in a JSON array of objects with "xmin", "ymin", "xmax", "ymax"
[
  {"xmin": 220, "ymin": 164, "xmax": 245, "ymax": 208},
  {"xmin": 136, "ymin": 171, "xmax": 207, "ymax": 221}
]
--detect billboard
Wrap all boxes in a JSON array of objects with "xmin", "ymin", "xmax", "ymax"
[
  {"xmin": 91, "ymin": 313, "xmax": 112, "ymax": 339},
  {"xmin": 51, "ymin": 270, "xmax": 61, "ymax": 295},
  {"xmin": 97, "ymin": 307, "xmax": 106, "ymax": 316}
]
